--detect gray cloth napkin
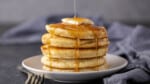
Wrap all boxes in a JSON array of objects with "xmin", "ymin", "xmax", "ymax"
[
  {"xmin": 0, "ymin": 15, "xmax": 150, "ymax": 84},
  {"xmin": 105, "ymin": 22, "xmax": 150, "ymax": 84}
]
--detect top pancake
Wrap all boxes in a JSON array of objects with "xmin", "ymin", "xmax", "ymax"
[{"xmin": 46, "ymin": 23, "xmax": 107, "ymax": 39}]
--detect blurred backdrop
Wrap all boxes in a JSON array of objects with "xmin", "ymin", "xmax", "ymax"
[{"xmin": 0, "ymin": 0, "xmax": 150, "ymax": 25}]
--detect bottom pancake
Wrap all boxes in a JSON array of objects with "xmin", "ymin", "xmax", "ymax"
[
  {"xmin": 43, "ymin": 64, "xmax": 108, "ymax": 72},
  {"xmin": 41, "ymin": 56, "xmax": 105, "ymax": 68}
]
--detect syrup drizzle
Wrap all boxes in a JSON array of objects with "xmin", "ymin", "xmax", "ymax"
[
  {"xmin": 74, "ymin": 18, "xmax": 80, "ymax": 72},
  {"xmin": 49, "ymin": 23, "xmax": 101, "ymax": 72},
  {"xmin": 48, "ymin": 29, "xmax": 55, "ymax": 71},
  {"xmin": 48, "ymin": 46, "xmax": 52, "ymax": 71},
  {"xmin": 95, "ymin": 32, "xmax": 99, "ymax": 70},
  {"xmin": 75, "ymin": 36, "xmax": 80, "ymax": 72},
  {"xmin": 73, "ymin": 0, "xmax": 80, "ymax": 72},
  {"xmin": 45, "ymin": 15, "xmax": 104, "ymax": 72},
  {"xmin": 91, "ymin": 29, "xmax": 99, "ymax": 71}
]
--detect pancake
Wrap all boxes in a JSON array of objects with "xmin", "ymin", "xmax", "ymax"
[
  {"xmin": 46, "ymin": 24, "xmax": 107, "ymax": 39},
  {"xmin": 43, "ymin": 63, "xmax": 108, "ymax": 72},
  {"xmin": 41, "ymin": 45, "xmax": 108, "ymax": 59},
  {"xmin": 42, "ymin": 33, "xmax": 109, "ymax": 48},
  {"xmin": 41, "ymin": 56, "xmax": 105, "ymax": 68},
  {"xmin": 41, "ymin": 17, "xmax": 109, "ymax": 72}
]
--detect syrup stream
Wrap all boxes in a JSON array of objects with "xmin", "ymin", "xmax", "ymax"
[
  {"xmin": 74, "ymin": 0, "xmax": 77, "ymax": 18},
  {"xmin": 74, "ymin": 0, "xmax": 79, "ymax": 72}
]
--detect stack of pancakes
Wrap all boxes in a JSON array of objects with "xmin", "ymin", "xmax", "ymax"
[{"xmin": 41, "ymin": 17, "xmax": 109, "ymax": 72}]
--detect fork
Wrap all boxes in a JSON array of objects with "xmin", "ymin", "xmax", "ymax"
[{"xmin": 18, "ymin": 66, "xmax": 44, "ymax": 84}]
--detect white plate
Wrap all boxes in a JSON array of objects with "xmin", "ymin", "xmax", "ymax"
[{"xmin": 22, "ymin": 54, "xmax": 128, "ymax": 82}]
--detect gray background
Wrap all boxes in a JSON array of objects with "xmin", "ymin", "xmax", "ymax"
[{"xmin": 0, "ymin": 0, "xmax": 150, "ymax": 24}]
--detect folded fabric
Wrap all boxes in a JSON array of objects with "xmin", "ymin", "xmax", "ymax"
[
  {"xmin": 0, "ymin": 15, "xmax": 150, "ymax": 84},
  {"xmin": 105, "ymin": 23, "xmax": 150, "ymax": 84}
]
